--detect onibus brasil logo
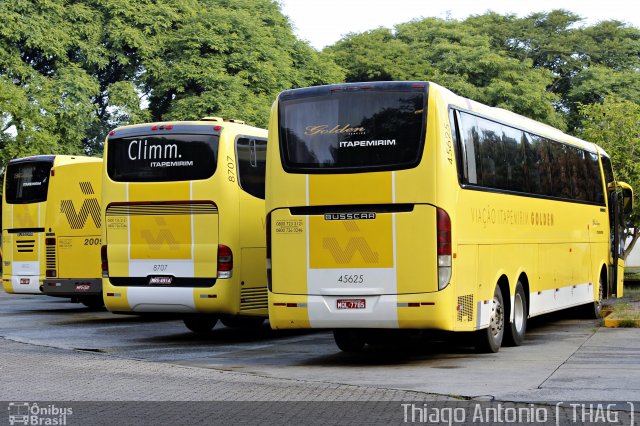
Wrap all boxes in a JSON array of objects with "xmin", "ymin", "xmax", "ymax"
[{"xmin": 7, "ymin": 402, "xmax": 72, "ymax": 425}]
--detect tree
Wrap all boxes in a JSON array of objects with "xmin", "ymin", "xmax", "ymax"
[
  {"xmin": 144, "ymin": 0, "xmax": 343, "ymax": 127},
  {"xmin": 578, "ymin": 95, "xmax": 640, "ymax": 258},
  {"xmin": 326, "ymin": 17, "xmax": 565, "ymax": 128},
  {"xmin": 0, "ymin": 0, "xmax": 344, "ymax": 170}
]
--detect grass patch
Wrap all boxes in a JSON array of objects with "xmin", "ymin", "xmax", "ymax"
[{"xmin": 603, "ymin": 282, "xmax": 640, "ymax": 328}]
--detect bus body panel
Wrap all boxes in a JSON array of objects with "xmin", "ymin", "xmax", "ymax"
[
  {"xmin": 3, "ymin": 202, "xmax": 43, "ymax": 293},
  {"xmin": 102, "ymin": 120, "xmax": 268, "ymax": 318},
  {"xmin": 267, "ymin": 81, "xmax": 621, "ymax": 340},
  {"xmin": 42, "ymin": 160, "xmax": 103, "ymax": 297}
]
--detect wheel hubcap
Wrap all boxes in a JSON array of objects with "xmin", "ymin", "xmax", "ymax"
[
  {"xmin": 490, "ymin": 297, "xmax": 504, "ymax": 338},
  {"xmin": 513, "ymin": 293, "xmax": 524, "ymax": 333}
]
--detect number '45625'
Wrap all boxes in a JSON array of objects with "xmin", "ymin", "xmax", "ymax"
[{"xmin": 337, "ymin": 275, "xmax": 364, "ymax": 284}]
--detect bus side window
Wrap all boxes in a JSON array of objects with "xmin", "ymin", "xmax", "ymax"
[
  {"xmin": 457, "ymin": 112, "xmax": 479, "ymax": 185},
  {"xmin": 236, "ymin": 137, "xmax": 267, "ymax": 199}
]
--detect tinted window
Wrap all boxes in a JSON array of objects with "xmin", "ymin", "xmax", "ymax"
[
  {"xmin": 107, "ymin": 134, "xmax": 218, "ymax": 182},
  {"xmin": 455, "ymin": 110, "xmax": 605, "ymax": 205},
  {"xmin": 279, "ymin": 86, "xmax": 426, "ymax": 172},
  {"xmin": 5, "ymin": 161, "xmax": 53, "ymax": 204},
  {"xmin": 457, "ymin": 112, "xmax": 479, "ymax": 184},
  {"xmin": 502, "ymin": 126, "xmax": 526, "ymax": 192},
  {"xmin": 236, "ymin": 137, "xmax": 267, "ymax": 199}
]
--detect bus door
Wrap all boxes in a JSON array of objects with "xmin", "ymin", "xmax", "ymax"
[{"xmin": 609, "ymin": 183, "xmax": 633, "ymax": 297}]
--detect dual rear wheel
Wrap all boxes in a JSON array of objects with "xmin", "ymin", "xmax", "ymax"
[{"xmin": 475, "ymin": 281, "xmax": 527, "ymax": 353}]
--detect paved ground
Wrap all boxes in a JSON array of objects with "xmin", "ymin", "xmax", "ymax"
[{"xmin": 0, "ymin": 292, "xmax": 639, "ymax": 424}]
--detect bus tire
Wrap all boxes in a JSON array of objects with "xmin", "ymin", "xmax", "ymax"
[
  {"xmin": 504, "ymin": 281, "xmax": 527, "ymax": 346},
  {"xmin": 183, "ymin": 315, "xmax": 218, "ymax": 333},
  {"xmin": 582, "ymin": 274, "xmax": 605, "ymax": 319},
  {"xmin": 475, "ymin": 285, "xmax": 505, "ymax": 353},
  {"xmin": 333, "ymin": 329, "xmax": 366, "ymax": 353},
  {"xmin": 220, "ymin": 316, "xmax": 265, "ymax": 329},
  {"xmin": 80, "ymin": 296, "xmax": 104, "ymax": 309}
]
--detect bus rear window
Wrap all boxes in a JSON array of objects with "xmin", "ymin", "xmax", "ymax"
[
  {"xmin": 107, "ymin": 134, "xmax": 219, "ymax": 182},
  {"xmin": 5, "ymin": 161, "xmax": 53, "ymax": 204},
  {"xmin": 279, "ymin": 84, "xmax": 427, "ymax": 172}
]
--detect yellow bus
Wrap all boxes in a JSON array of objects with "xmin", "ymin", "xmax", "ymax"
[
  {"xmin": 2, "ymin": 155, "xmax": 104, "ymax": 307},
  {"xmin": 266, "ymin": 81, "xmax": 633, "ymax": 352},
  {"xmin": 101, "ymin": 117, "xmax": 268, "ymax": 332}
]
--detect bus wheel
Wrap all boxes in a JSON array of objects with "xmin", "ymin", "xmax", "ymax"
[
  {"xmin": 582, "ymin": 274, "xmax": 605, "ymax": 319},
  {"xmin": 475, "ymin": 286, "xmax": 505, "ymax": 353},
  {"xmin": 183, "ymin": 315, "xmax": 218, "ymax": 333},
  {"xmin": 504, "ymin": 281, "xmax": 527, "ymax": 346},
  {"xmin": 333, "ymin": 329, "xmax": 366, "ymax": 353},
  {"xmin": 220, "ymin": 316, "xmax": 265, "ymax": 329},
  {"xmin": 80, "ymin": 296, "xmax": 104, "ymax": 309}
]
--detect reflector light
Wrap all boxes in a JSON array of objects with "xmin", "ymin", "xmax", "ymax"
[
  {"xmin": 101, "ymin": 245, "xmax": 108, "ymax": 278},
  {"xmin": 214, "ymin": 125, "xmax": 222, "ymax": 131},
  {"xmin": 151, "ymin": 125, "xmax": 158, "ymax": 131}
]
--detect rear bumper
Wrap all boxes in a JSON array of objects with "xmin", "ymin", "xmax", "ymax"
[
  {"xmin": 3, "ymin": 275, "xmax": 42, "ymax": 294},
  {"xmin": 102, "ymin": 278, "xmax": 251, "ymax": 315},
  {"xmin": 42, "ymin": 278, "xmax": 102, "ymax": 297},
  {"xmin": 268, "ymin": 291, "xmax": 455, "ymax": 330}
]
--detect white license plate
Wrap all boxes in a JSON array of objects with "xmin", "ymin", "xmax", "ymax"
[
  {"xmin": 75, "ymin": 284, "xmax": 91, "ymax": 291},
  {"xmin": 149, "ymin": 276, "xmax": 172, "ymax": 285},
  {"xmin": 336, "ymin": 299, "xmax": 366, "ymax": 309},
  {"xmin": 19, "ymin": 278, "xmax": 30, "ymax": 285}
]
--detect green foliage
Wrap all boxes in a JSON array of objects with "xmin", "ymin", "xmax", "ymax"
[
  {"xmin": 327, "ymin": 17, "xmax": 565, "ymax": 128},
  {"xmin": 578, "ymin": 96, "xmax": 640, "ymax": 220},
  {"xmin": 326, "ymin": 10, "xmax": 640, "ymax": 133},
  {"xmin": 0, "ymin": 0, "xmax": 343, "ymax": 168}
]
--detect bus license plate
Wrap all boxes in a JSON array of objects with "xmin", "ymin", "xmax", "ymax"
[
  {"xmin": 149, "ymin": 276, "xmax": 172, "ymax": 285},
  {"xmin": 337, "ymin": 299, "xmax": 366, "ymax": 309},
  {"xmin": 75, "ymin": 284, "xmax": 91, "ymax": 291},
  {"xmin": 19, "ymin": 278, "xmax": 30, "ymax": 285}
]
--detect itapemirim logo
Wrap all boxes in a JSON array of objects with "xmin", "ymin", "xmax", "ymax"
[{"xmin": 7, "ymin": 402, "xmax": 73, "ymax": 425}]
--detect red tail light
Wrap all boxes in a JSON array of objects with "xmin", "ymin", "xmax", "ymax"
[
  {"xmin": 217, "ymin": 244, "xmax": 233, "ymax": 278},
  {"xmin": 437, "ymin": 208, "xmax": 451, "ymax": 255},
  {"xmin": 101, "ymin": 245, "xmax": 108, "ymax": 278},
  {"xmin": 436, "ymin": 208, "xmax": 452, "ymax": 290}
]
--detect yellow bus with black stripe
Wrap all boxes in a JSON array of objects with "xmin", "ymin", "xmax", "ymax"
[
  {"xmin": 266, "ymin": 81, "xmax": 632, "ymax": 352},
  {"xmin": 2, "ymin": 155, "xmax": 104, "ymax": 307},
  {"xmin": 101, "ymin": 117, "xmax": 268, "ymax": 332}
]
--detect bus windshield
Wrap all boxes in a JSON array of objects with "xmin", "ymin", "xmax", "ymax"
[
  {"xmin": 279, "ymin": 83, "xmax": 427, "ymax": 173},
  {"xmin": 5, "ymin": 160, "xmax": 53, "ymax": 204},
  {"xmin": 107, "ymin": 134, "xmax": 219, "ymax": 182}
]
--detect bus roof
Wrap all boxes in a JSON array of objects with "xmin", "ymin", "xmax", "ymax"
[
  {"xmin": 7, "ymin": 155, "xmax": 101, "ymax": 167},
  {"xmin": 109, "ymin": 118, "xmax": 266, "ymax": 138}
]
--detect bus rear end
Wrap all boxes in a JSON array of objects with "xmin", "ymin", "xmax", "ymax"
[
  {"xmin": 267, "ymin": 82, "xmax": 452, "ymax": 347},
  {"xmin": 2, "ymin": 156, "xmax": 54, "ymax": 294},
  {"xmin": 40, "ymin": 158, "xmax": 103, "ymax": 307},
  {"xmin": 102, "ymin": 124, "xmax": 221, "ymax": 322}
]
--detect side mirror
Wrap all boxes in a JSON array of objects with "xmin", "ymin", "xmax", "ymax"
[{"xmin": 616, "ymin": 181, "xmax": 634, "ymax": 215}]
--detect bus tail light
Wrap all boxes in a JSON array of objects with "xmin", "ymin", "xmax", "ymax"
[
  {"xmin": 217, "ymin": 244, "xmax": 233, "ymax": 279},
  {"xmin": 101, "ymin": 245, "xmax": 109, "ymax": 278},
  {"xmin": 437, "ymin": 208, "xmax": 452, "ymax": 290}
]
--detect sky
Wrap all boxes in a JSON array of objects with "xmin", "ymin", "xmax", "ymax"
[{"xmin": 279, "ymin": 0, "xmax": 640, "ymax": 50}]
